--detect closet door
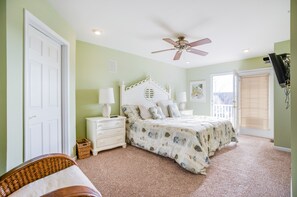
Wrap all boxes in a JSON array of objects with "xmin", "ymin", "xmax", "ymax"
[{"xmin": 25, "ymin": 25, "xmax": 62, "ymax": 160}]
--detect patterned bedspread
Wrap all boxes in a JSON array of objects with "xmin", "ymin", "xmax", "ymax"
[{"xmin": 126, "ymin": 116, "xmax": 237, "ymax": 174}]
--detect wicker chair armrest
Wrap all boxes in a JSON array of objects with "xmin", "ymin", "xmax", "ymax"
[
  {"xmin": 0, "ymin": 153, "xmax": 77, "ymax": 197},
  {"xmin": 41, "ymin": 185, "xmax": 101, "ymax": 197}
]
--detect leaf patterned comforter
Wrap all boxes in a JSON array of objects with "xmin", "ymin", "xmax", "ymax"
[{"xmin": 126, "ymin": 116, "xmax": 237, "ymax": 174}]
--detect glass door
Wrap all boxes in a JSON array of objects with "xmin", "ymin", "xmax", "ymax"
[
  {"xmin": 211, "ymin": 73, "xmax": 238, "ymax": 129},
  {"xmin": 238, "ymin": 72, "xmax": 273, "ymax": 139}
]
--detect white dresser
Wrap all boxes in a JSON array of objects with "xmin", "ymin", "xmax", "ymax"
[{"xmin": 86, "ymin": 116, "xmax": 126, "ymax": 155}]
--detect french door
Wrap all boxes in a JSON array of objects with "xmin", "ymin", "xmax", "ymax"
[
  {"xmin": 237, "ymin": 68, "xmax": 274, "ymax": 139},
  {"xmin": 211, "ymin": 73, "xmax": 238, "ymax": 130},
  {"xmin": 211, "ymin": 69, "xmax": 273, "ymax": 139}
]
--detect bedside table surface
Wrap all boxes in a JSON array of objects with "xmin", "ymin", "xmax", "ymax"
[
  {"xmin": 180, "ymin": 109, "xmax": 193, "ymax": 116},
  {"xmin": 86, "ymin": 116, "xmax": 126, "ymax": 121}
]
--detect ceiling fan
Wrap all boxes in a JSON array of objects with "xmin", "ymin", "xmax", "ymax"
[{"xmin": 151, "ymin": 36, "xmax": 211, "ymax": 60}]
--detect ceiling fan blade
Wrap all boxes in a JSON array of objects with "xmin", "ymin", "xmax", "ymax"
[
  {"xmin": 188, "ymin": 38, "xmax": 211, "ymax": 47},
  {"xmin": 173, "ymin": 51, "xmax": 182, "ymax": 60},
  {"xmin": 163, "ymin": 38, "xmax": 178, "ymax": 46},
  {"xmin": 151, "ymin": 48, "xmax": 176, "ymax": 54},
  {"xmin": 187, "ymin": 48, "xmax": 208, "ymax": 56}
]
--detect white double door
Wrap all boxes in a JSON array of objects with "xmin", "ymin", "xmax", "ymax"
[
  {"xmin": 211, "ymin": 69, "xmax": 274, "ymax": 139},
  {"xmin": 25, "ymin": 25, "xmax": 62, "ymax": 160}
]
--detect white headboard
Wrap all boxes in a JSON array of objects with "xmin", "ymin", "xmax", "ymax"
[{"xmin": 120, "ymin": 76, "xmax": 171, "ymax": 111}]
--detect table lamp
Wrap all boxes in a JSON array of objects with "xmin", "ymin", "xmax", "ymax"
[
  {"xmin": 99, "ymin": 88, "xmax": 115, "ymax": 118},
  {"xmin": 177, "ymin": 91, "xmax": 187, "ymax": 110}
]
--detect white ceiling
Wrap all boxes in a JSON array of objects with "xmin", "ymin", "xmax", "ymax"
[{"xmin": 47, "ymin": 0, "xmax": 290, "ymax": 68}]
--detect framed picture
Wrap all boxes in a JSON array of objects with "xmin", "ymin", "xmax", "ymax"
[{"xmin": 190, "ymin": 80, "xmax": 206, "ymax": 102}]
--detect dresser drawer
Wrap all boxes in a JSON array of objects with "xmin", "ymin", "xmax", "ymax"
[
  {"xmin": 96, "ymin": 135, "xmax": 124, "ymax": 148},
  {"xmin": 96, "ymin": 120, "xmax": 124, "ymax": 130},
  {"xmin": 97, "ymin": 128, "xmax": 124, "ymax": 138}
]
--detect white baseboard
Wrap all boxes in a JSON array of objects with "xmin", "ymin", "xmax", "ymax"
[
  {"xmin": 273, "ymin": 145, "xmax": 291, "ymax": 152},
  {"xmin": 239, "ymin": 128, "xmax": 273, "ymax": 139}
]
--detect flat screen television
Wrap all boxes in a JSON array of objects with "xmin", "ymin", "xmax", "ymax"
[{"xmin": 268, "ymin": 53, "xmax": 290, "ymax": 88}]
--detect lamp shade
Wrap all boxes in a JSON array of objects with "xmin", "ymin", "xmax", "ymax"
[
  {"xmin": 99, "ymin": 88, "xmax": 115, "ymax": 104},
  {"xmin": 177, "ymin": 91, "xmax": 187, "ymax": 103}
]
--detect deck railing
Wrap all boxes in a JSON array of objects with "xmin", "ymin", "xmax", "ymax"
[{"xmin": 213, "ymin": 104, "xmax": 234, "ymax": 122}]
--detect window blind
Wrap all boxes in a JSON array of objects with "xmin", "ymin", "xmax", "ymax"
[{"xmin": 240, "ymin": 75, "xmax": 269, "ymax": 130}]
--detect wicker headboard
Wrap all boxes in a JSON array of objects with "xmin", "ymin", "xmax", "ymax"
[{"xmin": 119, "ymin": 76, "xmax": 171, "ymax": 112}]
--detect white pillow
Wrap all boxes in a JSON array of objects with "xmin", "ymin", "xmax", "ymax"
[
  {"xmin": 157, "ymin": 100, "xmax": 173, "ymax": 117},
  {"xmin": 138, "ymin": 105, "xmax": 152, "ymax": 119}
]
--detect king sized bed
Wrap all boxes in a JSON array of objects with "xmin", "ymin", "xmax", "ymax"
[{"xmin": 120, "ymin": 77, "xmax": 238, "ymax": 175}]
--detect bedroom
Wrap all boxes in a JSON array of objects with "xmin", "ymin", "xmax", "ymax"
[{"xmin": 0, "ymin": 0, "xmax": 296, "ymax": 196}]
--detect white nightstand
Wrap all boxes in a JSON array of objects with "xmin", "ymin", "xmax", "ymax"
[
  {"xmin": 180, "ymin": 109, "xmax": 193, "ymax": 116},
  {"xmin": 86, "ymin": 116, "xmax": 126, "ymax": 155}
]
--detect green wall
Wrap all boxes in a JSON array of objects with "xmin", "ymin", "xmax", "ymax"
[
  {"xmin": 76, "ymin": 41, "xmax": 187, "ymax": 139},
  {"xmin": 0, "ymin": 0, "xmax": 7, "ymax": 175},
  {"xmin": 187, "ymin": 47, "xmax": 291, "ymax": 149},
  {"xmin": 291, "ymin": 0, "xmax": 297, "ymax": 195},
  {"xmin": 273, "ymin": 40, "xmax": 291, "ymax": 148},
  {"xmin": 4, "ymin": 0, "xmax": 77, "ymax": 172}
]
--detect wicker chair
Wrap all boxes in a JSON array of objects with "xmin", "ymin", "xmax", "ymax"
[
  {"xmin": 0, "ymin": 153, "xmax": 100, "ymax": 197},
  {"xmin": 41, "ymin": 185, "xmax": 100, "ymax": 197}
]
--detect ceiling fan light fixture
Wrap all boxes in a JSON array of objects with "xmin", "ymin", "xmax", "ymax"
[{"xmin": 152, "ymin": 36, "xmax": 211, "ymax": 60}]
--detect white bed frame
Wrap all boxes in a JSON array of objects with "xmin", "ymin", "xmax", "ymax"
[{"xmin": 120, "ymin": 76, "xmax": 171, "ymax": 113}]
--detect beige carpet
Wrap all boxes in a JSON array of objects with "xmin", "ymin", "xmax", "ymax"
[{"xmin": 77, "ymin": 135, "xmax": 291, "ymax": 197}]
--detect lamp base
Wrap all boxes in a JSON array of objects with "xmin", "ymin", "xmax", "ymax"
[
  {"xmin": 102, "ymin": 104, "xmax": 111, "ymax": 118},
  {"xmin": 179, "ymin": 103, "xmax": 186, "ymax": 111}
]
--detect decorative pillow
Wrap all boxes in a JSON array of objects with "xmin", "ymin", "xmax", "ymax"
[
  {"xmin": 168, "ymin": 103, "xmax": 181, "ymax": 118},
  {"xmin": 149, "ymin": 106, "xmax": 166, "ymax": 119},
  {"xmin": 157, "ymin": 100, "xmax": 173, "ymax": 117},
  {"xmin": 138, "ymin": 105, "xmax": 152, "ymax": 119},
  {"xmin": 121, "ymin": 105, "xmax": 142, "ymax": 121}
]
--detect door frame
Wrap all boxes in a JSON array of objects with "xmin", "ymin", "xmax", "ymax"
[
  {"xmin": 24, "ymin": 10, "xmax": 71, "ymax": 160},
  {"xmin": 237, "ymin": 67, "xmax": 274, "ymax": 139}
]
